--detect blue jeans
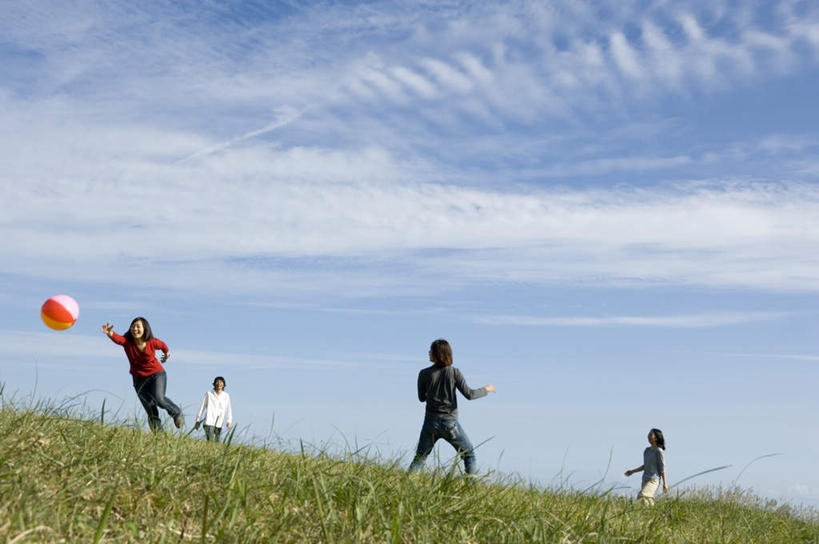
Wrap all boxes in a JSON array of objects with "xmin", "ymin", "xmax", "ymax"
[
  {"xmin": 132, "ymin": 371, "xmax": 181, "ymax": 431},
  {"xmin": 408, "ymin": 415, "xmax": 476, "ymax": 474},
  {"xmin": 203, "ymin": 425, "xmax": 222, "ymax": 442}
]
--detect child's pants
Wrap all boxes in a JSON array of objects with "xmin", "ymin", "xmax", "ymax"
[
  {"xmin": 132, "ymin": 371, "xmax": 181, "ymax": 431},
  {"xmin": 638, "ymin": 478, "xmax": 660, "ymax": 505},
  {"xmin": 204, "ymin": 425, "xmax": 222, "ymax": 442}
]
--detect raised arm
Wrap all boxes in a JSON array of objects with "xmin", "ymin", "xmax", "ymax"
[
  {"xmin": 454, "ymin": 368, "xmax": 493, "ymax": 400},
  {"xmin": 101, "ymin": 323, "xmax": 126, "ymax": 345}
]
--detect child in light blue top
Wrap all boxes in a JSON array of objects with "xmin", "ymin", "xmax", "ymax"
[{"xmin": 625, "ymin": 428, "xmax": 669, "ymax": 505}]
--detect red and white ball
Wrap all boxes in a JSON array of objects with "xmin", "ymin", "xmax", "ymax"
[{"xmin": 41, "ymin": 295, "xmax": 79, "ymax": 330}]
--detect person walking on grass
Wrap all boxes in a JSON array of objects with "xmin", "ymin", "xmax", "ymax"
[
  {"xmin": 194, "ymin": 376, "xmax": 233, "ymax": 442},
  {"xmin": 102, "ymin": 317, "xmax": 184, "ymax": 432},
  {"xmin": 408, "ymin": 339, "xmax": 496, "ymax": 475},
  {"xmin": 625, "ymin": 428, "xmax": 669, "ymax": 505}
]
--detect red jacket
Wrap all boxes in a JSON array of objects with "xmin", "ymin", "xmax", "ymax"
[{"xmin": 109, "ymin": 332, "xmax": 169, "ymax": 377}]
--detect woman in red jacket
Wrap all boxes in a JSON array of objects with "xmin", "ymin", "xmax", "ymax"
[{"xmin": 102, "ymin": 317, "xmax": 184, "ymax": 431}]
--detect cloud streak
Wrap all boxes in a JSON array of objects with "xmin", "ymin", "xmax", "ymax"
[
  {"xmin": 3, "ymin": 1, "xmax": 819, "ymax": 298},
  {"xmin": 3, "ymin": 134, "xmax": 819, "ymax": 294},
  {"xmin": 0, "ymin": 330, "xmax": 380, "ymax": 370},
  {"xmin": 717, "ymin": 352, "xmax": 819, "ymax": 362},
  {"xmin": 473, "ymin": 311, "xmax": 788, "ymax": 328}
]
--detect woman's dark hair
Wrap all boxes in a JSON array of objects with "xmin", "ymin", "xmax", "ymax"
[
  {"xmin": 650, "ymin": 428, "xmax": 666, "ymax": 450},
  {"xmin": 430, "ymin": 339, "xmax": 453, "ymax": 367},
  {"xmin": 124, "ymin": 317, "xmax": 153, "ymax": 342},
  {"xmin": 213, "ymin": 376, "xmax": 226, "ymax": 388}
]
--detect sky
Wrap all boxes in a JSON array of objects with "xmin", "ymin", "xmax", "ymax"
[{"xmin": 1, "ymin": 0, "xmax": 818, "ymax": 508}]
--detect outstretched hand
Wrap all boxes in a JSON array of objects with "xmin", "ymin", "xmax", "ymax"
[
  {"xmin": 160, "ymin": 352, "xmax": 170, "ymax": 363},
  {"xmin": 101, "ymin": 323, "xmax": 114, "ymax": 337},
  {"xmin": 624, "ymin": 470, "xmax": 633, "ymax": 477},
  {"xmin": 485, "ymin": 384, "xmax": 496, "ymax": 393}
]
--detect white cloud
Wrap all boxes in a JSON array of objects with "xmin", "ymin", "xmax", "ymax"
[
  {"xmin": 641, "ymin": 21, "xmax": 683, "ymax": 90},
  {"xmin": 473, "ymin": 311, "xmax": 787, "ymax": 328},
  {"xmin": 718, "ymin": 353, "xmax": 819, "ymax": 362},
  {"xmin": 359, "ymin": 68, "xmax": 409, "ymax": 103},
  {"xmin": 179, "ymin": 107, "xmax": 304, "ymax": 163},
  {"xmin": 0, "ymin": 330, "xmax": 111, "ymax": 360},
  {"xmin": 4, "ymin": 1, "xmax": 819, "ymax": 297},
  {"xmin": 0, "ymin": 330, "xmax": 378, "ymax": 369},
  {"xmin": 522, "ymin": 154, "xmax": 694, "ymax": 178},
  {"xmin": 4, "ymin": 1, "xmax": 817, "ymax": 139},
  {"xmin": 757, "ymin": 135, "xmax": 819, "ymax": 153},
  {"xmin": 3, "ymin": 130, "xmax": 819, "ymax": 294},
  {"xmin": 788, "ymin": 483, "xmax": 819, "ymax": 497},
  {"xmin": 791, "ymin": 21, "xmax": 819, "ymax": 52},
  {"xmin": 610, "ymin": 32, "xmax": 643, "ymax": 80},
  {"xmin": 454, "ymin": 52, "xmax": 494, "ymax": 84},
  {"xmin": 418, "ymin": 57, "xmax": 474, "ymax": 94},
  {"xmin": 390, "ymin": 66, "xmax": 438, "ymax": 98},
  {"xmin": 678, "ymin": 12, "xmax": 706, "ymax": 43}
]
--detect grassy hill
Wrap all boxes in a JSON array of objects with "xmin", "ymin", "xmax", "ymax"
[{"xmin": 1, "ymin": 401, "xmax": 817, "ymax": 543}]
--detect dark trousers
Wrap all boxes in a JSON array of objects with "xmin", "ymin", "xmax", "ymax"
[
  {"xmin": 132, "ymin": 371, "xmax": 181, "ymax": 431},
  {"xmin": 408, "ymin": 415, "xmax": 477, "ymax": 474}
]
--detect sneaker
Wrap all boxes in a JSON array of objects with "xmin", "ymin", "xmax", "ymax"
[{"xmin": 173, "ymin": 413, "xmax": 185, "ymax": 429}]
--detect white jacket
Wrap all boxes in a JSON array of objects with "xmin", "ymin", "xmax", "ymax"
[{"xmin": 195, "ymin": 390, "xmax": 232, "ymax": 428}]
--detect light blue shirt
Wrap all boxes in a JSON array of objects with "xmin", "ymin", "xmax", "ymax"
[{"xmin": 643, "ymin": 446, "xmax": 665, "ymax": 482}]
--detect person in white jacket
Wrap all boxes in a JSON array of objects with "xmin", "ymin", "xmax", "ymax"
[{"xmin": 194, "ymin": 376, "xmax": 233, "ymax": 441}]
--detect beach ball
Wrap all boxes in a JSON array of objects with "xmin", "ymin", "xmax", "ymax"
[{"xmin": 41, "ymin": 295, "xmax": 79, "ymax": 330}]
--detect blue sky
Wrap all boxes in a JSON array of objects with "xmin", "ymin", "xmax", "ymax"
[{"xmin": 2, "ymin": 0, "xmax": 819, "ymax": 507}]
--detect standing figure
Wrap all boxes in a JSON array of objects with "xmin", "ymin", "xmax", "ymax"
[
  {"xmin": 194, "ymin": 376, "xmax": 233, "ymax": 441},
  {"xmin": 408, "ymin": 339, "xmax": 496, "ymax": 475},
  {"xmin": 625, "ymin": 428, "xmax": 669, "ymax": 505},
  {"xmin": 102, "ymin": 317, "xmax": 184, "ymax": 431}
]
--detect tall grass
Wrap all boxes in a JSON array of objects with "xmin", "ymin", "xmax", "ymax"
[{"xmin": 1, "ymin": 393, "xmax": 817, "ymax": 543}]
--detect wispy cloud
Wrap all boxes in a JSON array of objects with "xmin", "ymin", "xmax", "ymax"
[
  {"xmin": 0, "ymin": 330, "xmax": 111, "ymax": 360},
  {"xmin": 3, "ymin": 154, "xmax": 819, "ymax": 294},
  {"xmin": 717, "ymin": 352, "xmax": 819, "ymax": 362},
  {"xmin": 0, "ymin": 330, "xmax": 381, "ymax": 369},
  {"xmin": 4, "ymin": 1, "xmax": 818, "ymax": 138},
  {"xmin": 472, "ymin": 311, "xmax": 787, "ymax": 328},
  {"xmin": 178, "ymin": 106, "xmax": 305, "ymax": 164},
  {"xmin": 3, "ymin": 1, "xmax": 819, "ymax": 298},
  {"xmin": 788, "ymin": 483, "xmax": 819, "ymax": 497}
]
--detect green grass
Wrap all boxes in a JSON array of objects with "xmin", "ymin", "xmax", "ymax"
[{"xmin": 1, "ymin": 397, "xmax": 817, "ymax": 543}]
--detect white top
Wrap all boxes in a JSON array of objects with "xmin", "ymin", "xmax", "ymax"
[{"xmin": 195, "ymin": 390, "xmax": 233, "ymax": 428}]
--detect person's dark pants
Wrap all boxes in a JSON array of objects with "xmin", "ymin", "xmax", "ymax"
[
  {"xmin": 132, "ymin": 371, "xmax": 181, "ymax": 431},
  {"xmin": 408, "ymin": 414, "xmax": 477, "ymax": 474},
  {"xmin": 203, "ymin": 425, "xmax": 222, "ymax": 442}
]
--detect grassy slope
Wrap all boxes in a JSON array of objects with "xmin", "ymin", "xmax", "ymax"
[{"xmin": 1, "ymin": 406, "xmax": 817, "ymax": 543}]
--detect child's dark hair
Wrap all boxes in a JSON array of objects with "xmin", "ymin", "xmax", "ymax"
[
  {"xmin": 124, "ymin": 317, "xmax": 154, "ymax": 341},
  {"xmin": 430, "ymin": 339, "xmax": 453, "ymax": 367},
  {"xmin": 650, "ymin": 428, "xmax": 666, "ymax": 450},
  {"xmin": 213, "ymin": 376, "xmax": 226, "ymax": 388}
]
